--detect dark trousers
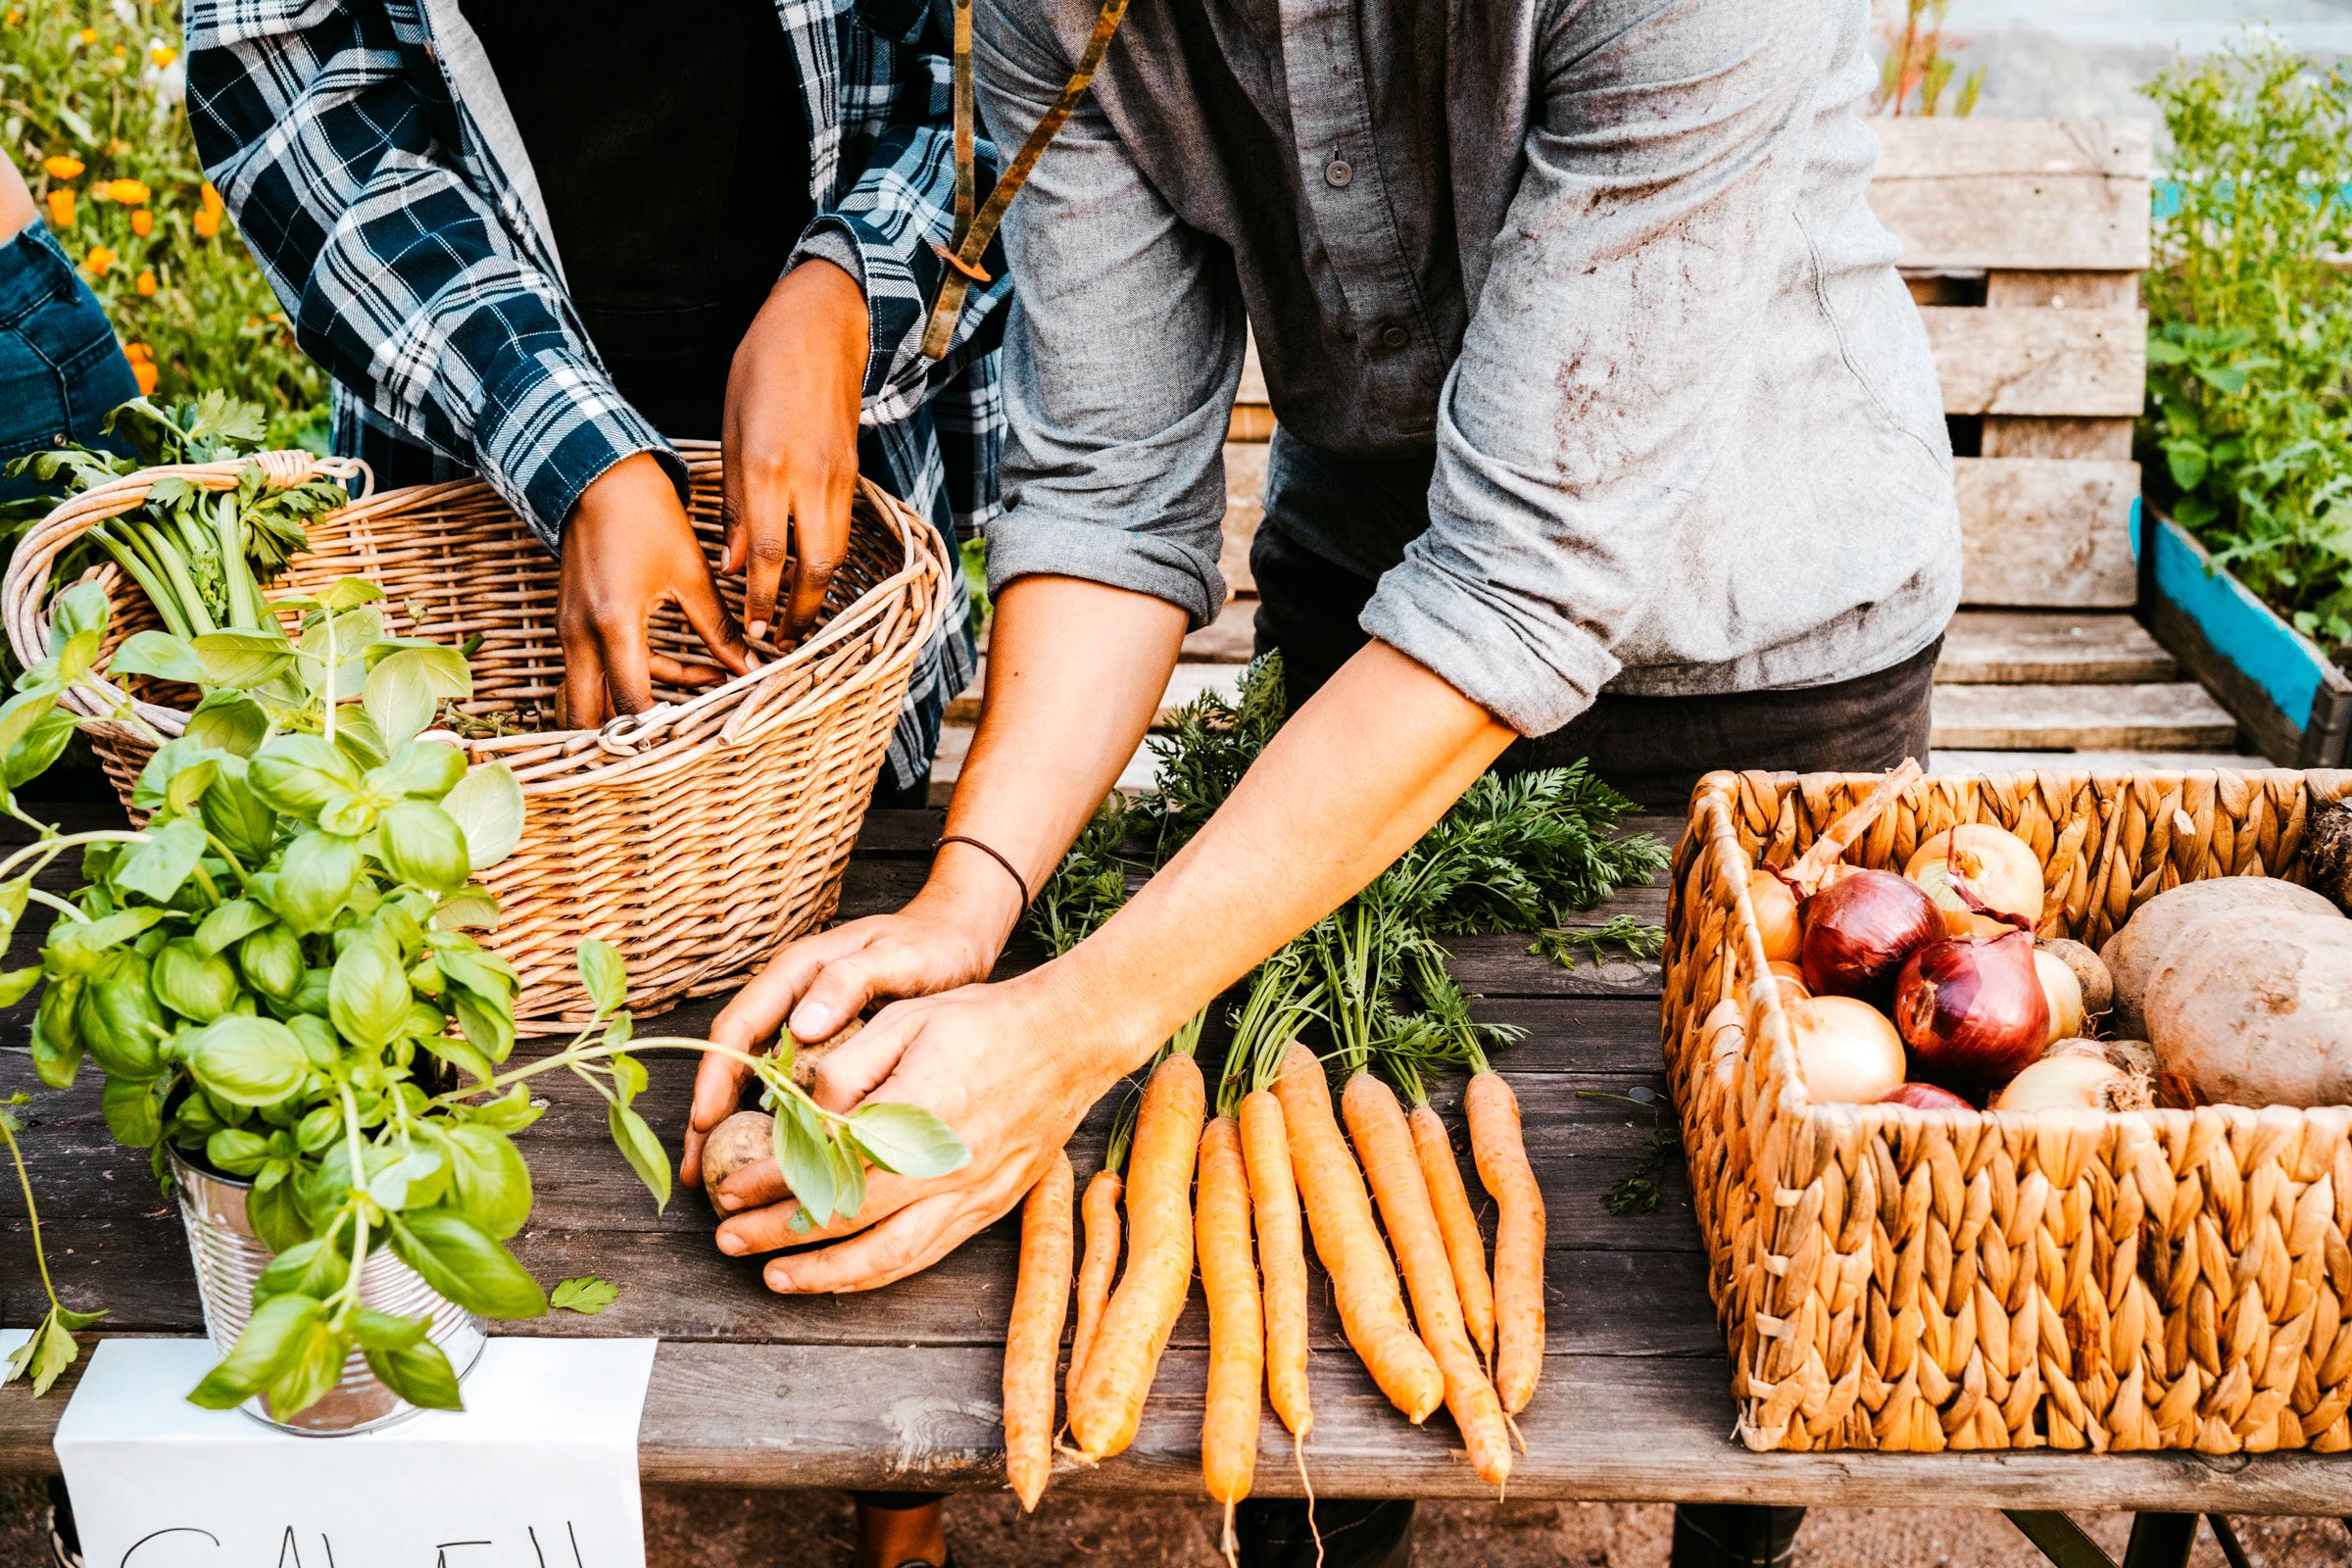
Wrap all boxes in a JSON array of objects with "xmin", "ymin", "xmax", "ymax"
[{"xmin": 1239, "ymin": 454, "xmax": 1940, "ymax": 1568}]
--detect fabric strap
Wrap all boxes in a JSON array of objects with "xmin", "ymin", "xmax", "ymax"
[{"xmin": 917, "ymin": 0, "xmax": 1131, "ymax": 360}]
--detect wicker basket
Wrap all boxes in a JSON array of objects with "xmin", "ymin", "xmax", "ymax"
[
  {"xmin": 3, "ymin": 442, "xmax": 952, "ymax": 1026},
  {"xmin": 1664, "ymin": 766, "xmax": 2352, "ymax": 1455}
]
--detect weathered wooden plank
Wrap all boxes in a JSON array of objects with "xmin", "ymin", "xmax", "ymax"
[
  {"xmin": 1920, "ymin": 307, "xmax": 2146, "ymax": 416},
  {"xmin": 1182, "ymin": 597, "xmax": 1257, "ymax": 663},
  {"xmin": 1930, "ymin": 749, "xmax": 2271, "ymax": 775},
  {"xmin": 1934, "ymin": 611, "xmax": 2176, "ymax": 686},
  {"xmin": 1981, "ymin": 416, "xmax": 2135, "ymax": 461},
  {"xmin": 1221, "ymin": 440, "xmax": 1266, "ymax": 592},
  {"xmin": 1984, "ymin": 270, "xmax": 2141, "ymax": 312},
  {"xmin": 1954, "ymin": 457, "xmax": 2139, "ymax": 609},
  {"xmin": 8, "ymin": 1339, "xmax": 2349, "ymax": 1512},
  {"xmin": 1240, "ymin": 333, "xmax": 1267, "ymax": 406},
  {"xmin": 1930, "ymin": 682, "xmax": 2241, "ymax": 753},
  {"xmin": 1868, "ymin": 120, "xmax": 2154, "ymax": 271},
  {"xmin": 1227, "ymin": 405, "xmax": 1276, "ymax": 444}
]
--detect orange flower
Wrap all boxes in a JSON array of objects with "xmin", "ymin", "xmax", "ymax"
[
  {"xmin": 191, "ymin": 208, "xmax": 220, "ymax": 238},
  {"xmin": 44, "ymin": 189, "xmax": 73, "ymax": 228},
  {"xmin": 75, "ymin": 25, "xmax": 94, "ymax": 44},
  {"xmin": 85, "ymin": 245, "xmax": 117, "ymax": 277},
  {"xmin": 149, "ymin": 44, "xmax": 176, "ymax": 68},
  {"xmin": 129, "ymin": 208, "xmax": 152, "ymax": 236},
  {"xmin": 100, "ymin": 179, "xmax": 149, "ymax": 206},
  {"xmin": 134, "ymin": 270, "xmax": 157, "ymax": 296},
  {"xmin": 123, "ymin": 342, "xmax": 154, "ymax": 363},
  {"xmin": 111, "ymin": 42, "xmax": 126, "ymax": 58},
  {"xmin": 199, "ymin": 181, "xmax": 224, "ymax": 214},
  {"xmin": 3, "ymin": 12, "xmax": 23, "ymax": 25},
  {"xmin": 41, "ymin": 155, "xmax": 83, "ymax": 180},
  {"xmin": 130, "ymin": 358, "xmax": 158, "ymax": 396}
]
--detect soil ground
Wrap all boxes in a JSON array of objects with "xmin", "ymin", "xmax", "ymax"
[{"xmin": 8, "ymin": 1477, "xmax": 2346, "ymax": 1566}]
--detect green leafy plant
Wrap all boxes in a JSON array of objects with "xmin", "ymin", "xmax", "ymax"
[
  {"xmin": 2, "ymin": 1, "xmax": 324, "ymax": 432},
  {"xmin": 2141, "ymin": 33, "xmax": 2352, "ymax": 649},
  {"xmin": 0, "ymin": 564, "xmax": 968, "ymax": 1416},
  {"xmin": 550, "ymin": 1276, "xmax": 618, "ymax": 1315}
]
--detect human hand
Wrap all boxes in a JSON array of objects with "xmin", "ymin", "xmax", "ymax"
[
  {"xmin": 703, "ymin": 967, "xmax": 1146, "ymax": 1292},
  {"xmin": 721, "ymin": 257, "xmax": 869, "ymax": 645},
  {"xmin": 680, "ymin": 861, "xmax": 1026, "ymax": 1188},
  {"xmin": 558, "ymin": 452, "xmax": 754, "ymax": 726}
]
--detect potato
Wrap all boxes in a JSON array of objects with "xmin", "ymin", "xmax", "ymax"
[
  {"xmin": 2143, "ymin": 912, "xmax": 2352, "ymax": 1106},
  {"xmin": 2099, "ymin": 879, "xmax": 2336, "ymax": 1036},
  {"xmin": 2035, "ymin": 938, "xmax": 2113, "ymax": 1018},
  {"xmin": 789, "ymin": 1012, "xmax": 864, "ymax": 1091},
  {"xmin": 700, "ymin": 1108, "xmax": 776, "ymax": 1193}
]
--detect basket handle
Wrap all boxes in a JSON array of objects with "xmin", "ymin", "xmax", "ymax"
[{"xmin": 2, "ymin": 452, "xmax": 373, "ymax": 677}]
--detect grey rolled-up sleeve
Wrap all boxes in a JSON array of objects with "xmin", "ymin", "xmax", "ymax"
[
  {"xmin": 972, "ymin": 3, "xmax": 1245, "ymax": 629},
  {"xmin": 1362, "ymin": 0, "xmax": 1826, "ymax": 736}
]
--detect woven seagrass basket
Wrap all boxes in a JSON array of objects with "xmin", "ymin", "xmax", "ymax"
[
  {"xmin": 1664, "ymin": 766, "xmax": 2352, "ymax": 1455},
  {"xmin": 2, "ymin": 442, "xmax": 952, "ymax": 1027}
]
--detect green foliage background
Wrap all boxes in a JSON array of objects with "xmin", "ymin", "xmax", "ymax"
[
  {"xmin": 2140, "ymin": 34, "xmax": 2352, "ymax": 651},
  {"xmin": 2, "ymin": 0, "xmax": 325, "ymax": 446}
]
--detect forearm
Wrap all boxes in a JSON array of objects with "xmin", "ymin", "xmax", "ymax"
[
  {"xmin": 926, "ymin": 574, "xmax": 1188, "ymax": 951},
  {"xmin": 0, "ymin": 155, "xmax": 34, "ymax": 242},
  {"xmin": 1042, "ymin": 638, "xmax": 1515, "ymax": 1080}
]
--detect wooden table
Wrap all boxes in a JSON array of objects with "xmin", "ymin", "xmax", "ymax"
[{"xmin": 4, "ymin": 807, "xmax": 2347, "ymax": 1567}]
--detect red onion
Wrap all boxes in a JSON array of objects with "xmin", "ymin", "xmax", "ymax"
[
  {"xmin": 1799, "ymin": 869, "xmax": 1943, "ymax": 1004},
  {"xmin": 1877, "ymin": 1081, "xmax": 1974, "ymax": 1111},
  {"xmin": 1892, "ymin": 929, "xmax": 2049, "ymax": 1090}
]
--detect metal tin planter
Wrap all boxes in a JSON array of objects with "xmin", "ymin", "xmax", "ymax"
[
  {"xmin": 2139, "ymin": 503, "xmax": 2352, "ymax": 766},
  {"xmin": 170, "ymin": 1150, "xmax": 486, "ymax": 1435}
]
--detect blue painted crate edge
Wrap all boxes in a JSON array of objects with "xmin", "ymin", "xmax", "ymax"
[{"xmin": 2132, "ymin": 499, "xmax": 2349, "ymax": 729}]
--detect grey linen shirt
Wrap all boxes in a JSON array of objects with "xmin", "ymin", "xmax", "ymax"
[{"xmin": 975, "ymin": 0, "xmax": 1962, "ymax": 737}]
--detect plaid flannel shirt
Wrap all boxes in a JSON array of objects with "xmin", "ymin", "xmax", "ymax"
[{"xmin": 185, "ymin": 0, "xmax": 1006, "ymax": 790}]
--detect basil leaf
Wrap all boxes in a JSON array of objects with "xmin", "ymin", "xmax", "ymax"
[
  {"xmin": 109, "ymin": 629, "xmax": 205, "ymax": 683},
  {"xmin": 374, "ymin": 740, "xmax": 468, "ymax": 802},
  {"xmin": 191, "ymin": 628, "xmax": 296, "ymax": 690},
  {"xmin": 247, "ymin": 1174, "xmax": 312, "ymax": 1253},
  {"xmin": 378, "ymin": 801, "xmax": 469, "ymax": 892},
  {"xmin": 576, "ymin": 938, "xmax": 625, "ymax": 1016},
  {"xmin": 442, "ymin": 761, "xmax": 523, "ymax": 870},
  {"xmin": 452, "ymin": 990, "xmax": 515, "ymax": 1066},
  {"xmin": 5, "ymin": 710, "xmax": 77, "ymax": 792},
  {"xmin": 607, "ymin": 1101, "xmax": 671, "ymax": 1214},
  {"xmin": 186, "ymin": 690, "xmax": 269, "ymax": 757},
  {"xmin": 847, "ymin": 1102, "xmax": 971, "ymax": 1181},
  {"xmin": 182, "ymin": 1015, "xmax": 309, "ymax": 1106},
  {"xmin": 249, "ymin": 733, "xmax": 361, "ymax": 816},
  {"xmin": 445, "ymin": 1124, "xmax": 533, "ymax": 1240},
  {"xmin": 271, "ymin": 831, "xmax": 359, "ymax": 934},
  {"xmin": 100, "ymin": 1075, "xmax": 163, "ymax": 1146},
  {"xmin": 430, "ymin": 888, "xmax": 501, "ymax": 932},
  {"xmin": 186, "ymin": 1292, "xmax": 320, "ymax": 1408},
  {"xmin": 204, "ymin": 1127, "xmax": 272, "ymax": 1177},
  {"xmin": 385, "ymin": 1208, "xmax": 548, "ymax": 1319},
  {"xmin": 418, "ymin": 1030, "xmax": 493, "ymax": 1088},
  {"xmin": 236, "ymin": 924, "xmax": 306, "ymax": 1000},
  {"xmin": 265, "ymin": 1317, "xmax": 350, "ymax": 1418},
  {"xmin": 113, "ymin": 817, "xmax": 209, "ymax": 905},
  {"xmin": 77, "ymin": 952, "xmax": 165, "ymax": 1079},
  {"xmin": 255, "ymin": 1235, "xmax": 351, "ymax": 1301},
  {"xmin": 151, "ymin": 938, "xmax": 241, "ymax": 1023},
  {"xmin": 51, "ymin": 579, "xmax": 108, "ymax": 645},
  {"xmin": 194, "ymin": 899, "xmax": 273, "ymax": 956},
  {"xmin": 367, "ymin": 1337, "xmax": 466, "ymax": 1411},
  {"xmin": 30, "ymin": 983, "xmax": 83, "ymax": 1090},
  {"xmin": 199, "ymin": 760, "xmax": 277, "ymax": 861},
  {"xmin": 775, "ymin": 1102, "xmax": 840, "ymax": 1226},
  {"xmin": 328, "ymin": 933, "xmax": 410, "ymax": 1050},
  {"xmin": 351, "ymin": 1307, "xmax": 429, "ymax": 1351},
  {"xmin": 363, "ymin": 649, "xmax": 439, "ymax": 749}
]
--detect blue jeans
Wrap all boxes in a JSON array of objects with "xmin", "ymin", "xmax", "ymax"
[{"xmin": 0, "ymin": 221, "xmax": 138, "ymax": 505}]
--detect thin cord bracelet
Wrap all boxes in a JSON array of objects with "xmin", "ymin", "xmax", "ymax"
[{"xmin": 933, "ymin": 833, "xmax": 1032, "ymax": 911}]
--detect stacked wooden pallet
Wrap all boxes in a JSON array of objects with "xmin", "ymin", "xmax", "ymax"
[{"xmin": 937, "ymin": 119, "xmax": 2251, "ymax": 801}]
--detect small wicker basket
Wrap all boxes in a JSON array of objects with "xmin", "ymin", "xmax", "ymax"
[
  {"xmin": 1664, "ymin": 766, "xmax": 2352, "ymax": 1455},
  {"xmin": 3, "ymin": 442, "xmax": 952, "ymax": 1026}
]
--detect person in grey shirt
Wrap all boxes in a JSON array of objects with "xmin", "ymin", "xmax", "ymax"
[{"xmin": 688, "ymin": 2, "xmax": 1957, "ymax": 1562}]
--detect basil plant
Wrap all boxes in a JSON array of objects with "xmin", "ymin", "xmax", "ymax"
[{"xmin": 2, "ymin": 572, "xmax": 968, "ymax": 1415}]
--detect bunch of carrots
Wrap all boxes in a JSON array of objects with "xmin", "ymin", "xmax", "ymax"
[{"xmin": 994, "ymin": 660, "xmax": 1665, "ymax": 1547}]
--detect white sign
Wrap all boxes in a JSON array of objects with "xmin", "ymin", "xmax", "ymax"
[{"xmin": 53, "ymin": 1337, "xmax": 658, "ymax": 1568}]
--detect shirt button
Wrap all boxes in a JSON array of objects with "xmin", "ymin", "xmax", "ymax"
[
  {"xmin": 1324, "ymin": 158, "xmax": 1353, "ymax": 189},
  {"xmin": 1380, "ymin": 323, "xmax": 1410, "ymax": 350}
]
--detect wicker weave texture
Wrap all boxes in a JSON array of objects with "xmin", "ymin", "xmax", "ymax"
[
  {"xmin": 4, "ymin": 445, "xmax": 950, "ymax": 1026},
  {"xmin": 1663, "ymin": 767, "xmax": 2352, "ymax": 1455}
]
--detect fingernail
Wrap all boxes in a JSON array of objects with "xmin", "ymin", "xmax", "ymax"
[
  {"xmin": 717, "ymin": 1192, "xmax": 741, "ymax": 1211},
  {"xmin": 747, "ymin": 619, "xmax": 768, "ymax": 642},
  {"xmin": 717, "ymin": 1230, "xmax": 746, "ymax": 1255},
  {"xmin": 794, "ymin": 1005, "xmax": 832, "ymax": 1039}
]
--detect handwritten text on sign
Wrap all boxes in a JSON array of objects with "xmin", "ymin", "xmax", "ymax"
[{"xmin": 51, "ymin": 1338, "xmax": 657, "ymax": 1568}]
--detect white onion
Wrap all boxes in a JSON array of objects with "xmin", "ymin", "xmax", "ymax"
[
  {"xmin": 1787, "ymin": 994, "xmax": 1906, "ymax": 1104},
  {"xmin": 2033, "ymin": 949, "xmax": 2085, "ymax": 1045},
  {"xmin": 1906, "ymin": 824, "xmax": 2045, "ymax": 939}
]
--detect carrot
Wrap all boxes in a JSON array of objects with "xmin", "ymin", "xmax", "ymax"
[
  {"xmin": 1271, "ymin": 1042, "xmax": 1443, "ymax": 1424},
  {"xmin": 1408, "ymin": 1099, "xmax": 1494, "ymax": 1368},
  {"xmin": 1069, "ymin": 1051, "xmax": 1205, "ymax": 1459},
  {"xmin": 1343, "ymin": 1071, "xmax": 1512, "ymax": 1485},
  {"xmin": 1067, "ymin": 1167, "xmax": 1123, "ymax": 1407},
  {"xmin": 1466, "ymin": 1069, "xmax": 1545, "ymax": 1414},
  {"xmin": 1004, "ymin": 1152, "xmax": 1074, "ymax": 1512},
  {"xmin": 1238, "ymin": 1088, "xmax": 1310, "ymax": 1441},
  {"xmin": 1196, "ymin": 1116, "xmax": 1261, "ymax": 1557}
]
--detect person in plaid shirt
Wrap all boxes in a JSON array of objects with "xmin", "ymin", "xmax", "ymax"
[{"xmin": 183, "ymin": 0, "xmax": 1007, "ymax": 808}]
